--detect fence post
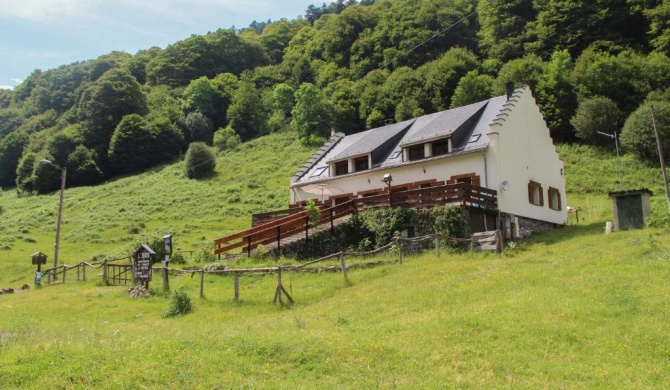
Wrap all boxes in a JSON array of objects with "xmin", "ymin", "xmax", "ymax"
[
  {"xmin": 103, "ymin": 261, "xmax": 108, "ymax": 285},
  {"xmin": 496, "ymin": 230, "xmax": 503, "ymax": 253},
  {"xmin": 339, "ymin": 252, "xmax": 350, "ymax": 285},
  {"xmin": 273, "ymin": 268, "xmax": 294, "ymax": 306},
  {"xmin": 398, "ymin": 239, "xmax": 403, "ymax": 265},
  {"xmin": 435, "ymin": 236, "xmax": 440, "ymax": 258},
  {"xmin": 199, "ymin": 271, "xmax": 204, "ymax": 298},
  {"xmin": 162, "ymin": 264, "xmax": 170, "ymax": 292},
  {"xmin": 83, "ymin": 264, "xmax": 86, "ymax": 281},
  {"xmin": 62, "ymin": 266, "xmax": 67, "ymax": 284},
  {"xmin": 234, "ymin": 272, "xmax": 240, "ymax": 302}
]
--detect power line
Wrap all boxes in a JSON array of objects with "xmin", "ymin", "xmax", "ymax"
[{"xmin": 380, "ymin": 9, "xmax": 478, "ymax": 70}]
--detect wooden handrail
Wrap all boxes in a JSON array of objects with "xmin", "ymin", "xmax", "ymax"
[{"xmin": 213, "ymin": 183, "xmax": 497, "ymax": 256}]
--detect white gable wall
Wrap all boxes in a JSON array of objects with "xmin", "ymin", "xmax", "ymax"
[{"xmin": 486, "ymin": 87, "xmax": 567, "ymax": 225}]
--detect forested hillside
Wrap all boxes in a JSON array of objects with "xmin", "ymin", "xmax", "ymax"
[{"xmin": 1, "ymin": 0, "xmax": 669, "ymax": 194}]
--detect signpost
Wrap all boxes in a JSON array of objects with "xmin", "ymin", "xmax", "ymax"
[
  {"xmin": 133, "ymin": 245, "xmax": 155, "ymax": 289},
  {"xmin": 162, "ymin": 235, "xmax": 172, "ymax": 291},
  {"xmin": 31, "ymin": 252, "xmax": 47, "ymax": 287}
]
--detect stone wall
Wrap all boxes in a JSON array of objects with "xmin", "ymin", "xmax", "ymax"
[{"xmin": 516, "ymin": 215, "xmax": 562, "ymax": 238}]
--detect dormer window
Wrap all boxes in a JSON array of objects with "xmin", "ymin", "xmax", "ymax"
[
  {"xmin": 432, "ymin": 138, "xmax": 451, "ymax": 156},
  {"xmin": 334, "ymin": 161, "xmax": 348, "ymax": 176},
  {"xmin": 408, "ymin": 144, "xmax": 425, "ymax": 161},
  {"xmin": 354, "ymin": 156, "xmax": 369, "ymax": 172},
  {"xmin": 330, "ymin": 154, "xmax": 371, "ymax": 176}
]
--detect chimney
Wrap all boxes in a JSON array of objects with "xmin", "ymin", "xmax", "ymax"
[{"xmin": 505, "ymin": 82, "xmax": 515, "ymax": 101}]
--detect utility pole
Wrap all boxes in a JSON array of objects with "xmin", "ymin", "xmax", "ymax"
[
  {"xmin": 40, "ymin": 159, "xmax": 66, "ymax": 282},
  {"xmin": 651, "ymin": 105, "xmax": 670, "ymax": 213}
]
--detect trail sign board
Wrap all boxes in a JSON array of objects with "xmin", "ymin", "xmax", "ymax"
[
  {"xmin": 31, "ymin": 252, "xmax": 48, "ymax": 265},
  {"xmin": 133, "ymin": 245, "xmax": 156, "ymax": 282}
]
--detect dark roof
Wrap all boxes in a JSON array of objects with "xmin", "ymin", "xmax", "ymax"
[
  {"xmin": 399, "ymin": 100, "xmax": 488, "ymax": 147},
  {"xmin": 608, "ymin": 188, "xmax": 653, "ymax": 197},
  {"xmin": 328, "ymin": 119, "xmax": 414, "ymax": 162},
  {"xmin": 291, "ymin": 90, "xmax": 514, "ymax": 185}
]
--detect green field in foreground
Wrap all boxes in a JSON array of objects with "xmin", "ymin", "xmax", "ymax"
[{"xmin": 1, "ymin": 222, "xmax": 670, "ymax": 389}]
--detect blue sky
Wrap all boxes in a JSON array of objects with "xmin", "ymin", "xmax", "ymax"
[{"xmin": 0, "ymin": 0, "xmax": 315, "ymax": 89}]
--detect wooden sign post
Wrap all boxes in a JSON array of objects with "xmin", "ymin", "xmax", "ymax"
[{"xmin": 133, "ymin": 245, "xmax": 156, "ymax": 289}]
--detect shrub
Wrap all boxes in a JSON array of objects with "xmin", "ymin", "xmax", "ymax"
[
  {"xmin": 193, "ymin": 245, "xmax": 215, "ymax": 263},
  {"xmin": 170, "ymin": 251, "xmax": 186, "ymax": 265},
  {"xmin": 163, "ymin": 288, "xmax": 193, "ymax": 318},
  {"xmin": 213, "ymin": 126, "xmax": 241, "ymax": 152},
  {"xmin": 184, "ymin": 142, "xmax": 216, "ymax": 179},
  {"xmin": 360, "ymin": 207, "xmax": 415, "ymax": 248},
  {"xmin": 305, "ymin": 199, "xmax": 320, "ymax": 227},
  {"xmin": 432, "ymin": 205, "xmax": 470, "ymax": 238}
]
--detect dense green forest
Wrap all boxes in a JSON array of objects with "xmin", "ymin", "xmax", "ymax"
[{"xmin": 1, "ymin": 0, "xmax": 670, "ymax": 194}]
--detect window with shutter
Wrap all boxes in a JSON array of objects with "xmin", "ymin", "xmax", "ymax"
[
  {"xmin": 528, "ymin": 181, "xmax": 543, "ymax": 206},
  {"xmin": 548, "ymin": 187, "xmax": 561, "ymax": 211}
]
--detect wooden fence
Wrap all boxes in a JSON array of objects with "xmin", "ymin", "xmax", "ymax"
[{"xmin": 38, "ymin": 231, "xmax": 502, "ymax": 306}]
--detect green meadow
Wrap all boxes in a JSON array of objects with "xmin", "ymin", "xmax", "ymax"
[{"xmin": 1, "ymin": 132, "xmax": 670, "ymax": 389}]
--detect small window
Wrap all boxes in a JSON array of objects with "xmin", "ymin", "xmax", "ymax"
[
  {"xmin": 528, "ymin": 180, "xmax": 544, "ymax": 206},
  {"xmin": 548, "ymin": 187, "xmax": 562, "ymax": 211},
  {"xmin": 408, "ymin": 144, "xmax": 425, "ymax": 161},
  {"xmin": 390, "ymin": 150, "xmax": 402, "ymax": 159},
  {"xmin": 468, "ymin": 134, "xmax": 481, "ymax": 143},
  {"xmin": 310, "ymin": 166, "xmax": 327, "ymax": 177},
  {"xmin": 334, "ymin": 161, "xmax": 348, "ymax": 176},
  {"xmin": 432, "ymin": 139, "xmax": 450, "ymax": 156},
  {"xmin": 354, "ymin": 156, "xmax": 369, "ymax": 172},
  {"xmin": 449, "ymin": 173, "xmax": 480, "ymax": 187}
]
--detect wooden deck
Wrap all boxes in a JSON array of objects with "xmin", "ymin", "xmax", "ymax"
[{"xmin": 214, "ymin": 183, "xmax": 497, "ymax": 257}]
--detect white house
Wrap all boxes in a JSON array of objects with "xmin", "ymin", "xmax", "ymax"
[{"xmin": 289, "ymin": 85, "xmax": 567, "ymax": 238}]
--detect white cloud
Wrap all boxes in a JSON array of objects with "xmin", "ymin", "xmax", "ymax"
[
  {"xmin": 0, "ymin": 0, "xmax": 88, "ymax": 22},
  {"xmin": 0, "ymin": 85, "xmax": 15, "ymax": 90},
  {"xmin": 10, "ymin": 78, "xmax": 22, "ymax": 84}
]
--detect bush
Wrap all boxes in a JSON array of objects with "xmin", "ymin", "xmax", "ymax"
[
  {"xmin": 170, "ymin": 251, "xmax": 186, "ymax": 265},
  {"xmin": 570, "ymin": 96, "xmax": 621, "ymax": 145},
  {"xmin": 432, "ymin": 205, "xmax": 469, "ymax": 238},
  {"xmin": 305, "ymin": 198, "xmax": 320, "ymax": 227},
  {"xmin": 163, "ymin": 288, "xmax": 193, "ymax": 318},
  {"xmin": 184, "ymin": 142, "xmax": 216, "ymax": 179},
  {"xmin": 360, "ymin": 207, "xmax": 415, "ymax": 248},
  {"xmin": 620, "ymin": 101, "xmax": 670, "ymax": 162},
  {"xmin": 193, "ymin": 245, "xmax": 215, "ymax": 263},
  {"xmin": 213, "ymin": 126, "xmax": 241, "ymax": 152}
]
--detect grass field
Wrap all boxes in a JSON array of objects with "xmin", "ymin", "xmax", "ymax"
[{"xmin": 1, "ymin": 134, "xmax": 670, "ymax": 388}]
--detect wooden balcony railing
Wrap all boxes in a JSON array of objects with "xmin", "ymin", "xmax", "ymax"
[{"xmin": 215, "ymin": 183, "xmax": 497, "ymax": 257}]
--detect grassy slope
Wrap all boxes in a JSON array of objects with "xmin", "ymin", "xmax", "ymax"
[
  {"xmin": 0, "ymin": 131, "xmax": 315, "ymax": 281},
  {"xmin": 1, "ymin": 138, "xmax": 670, "ymax": 388}
]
